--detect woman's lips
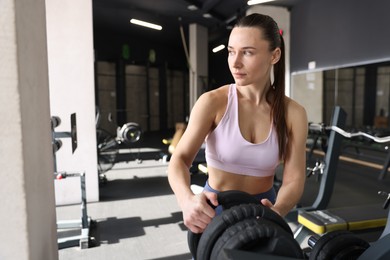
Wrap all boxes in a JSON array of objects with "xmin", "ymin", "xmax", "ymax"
[{"xmin": 233, "ymin": 73, "xmax": 246, "ymax": 78}]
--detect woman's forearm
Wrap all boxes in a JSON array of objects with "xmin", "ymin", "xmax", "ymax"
[
  {"xmin": 273, "ymin": 178, "xmax": 305, "ymax": 216},
  {"xmin": 167, "ymin": 157, "xmax": 194, "ymax": 207}
]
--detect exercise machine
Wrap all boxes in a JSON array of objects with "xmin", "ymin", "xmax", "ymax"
[
  {"xmin": 301, "ymin": 192, "xmax": 390, "ymax": 260},
  {"xmin": 55, "ymin": 171, "xmax": 93, "ymax": 249},
  {"xmin": 286, "ymin": 106, "xmax": 347, "ymax": 222},
  {"xmin": 52, "ymin": 114, "xmax": 94, "ymax": 249},
  {"xmin": 96, "ymin": 121, "xmax": 142, "ymax": 181},
  {"xmin": 95, "ymin": 107, "xmax": 143, "ymax": 179},
  {"xmin": 294, "ymin": 122, "xmax": 390, "ymax": 259}
]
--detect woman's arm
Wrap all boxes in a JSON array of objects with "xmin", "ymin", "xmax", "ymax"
[
  {"xmin": 167, "ymin": 90, "xmax": 223, "ymax": 233},
  {"xmin": 263, "ymin": 100, "xmax": 308, "ymax": 216}
]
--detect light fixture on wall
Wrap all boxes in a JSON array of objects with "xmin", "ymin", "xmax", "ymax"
[
  {"xmin": 130, "ymin": 19, "xmax": 162, "ymax": 30},
  {"xmin": 212, "ymin": 44, "xmax": 225, "ymax": 53},
  {"xmin": 247, "ymin": 0, "xmax": 276, "ymax": 5}
]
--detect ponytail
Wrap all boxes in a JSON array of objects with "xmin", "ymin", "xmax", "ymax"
[
  {"xmin": 236, "ymin": 13, "xmax": 287, "ymax": 160},
  {"xmin": 269, "ymin": 35, "xmax": 287, "ymax": 160}
]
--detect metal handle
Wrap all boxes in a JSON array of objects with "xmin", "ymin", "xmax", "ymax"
[{"xmin": 309, "ymin": 123, "xmax": 390, "ymax": 143}]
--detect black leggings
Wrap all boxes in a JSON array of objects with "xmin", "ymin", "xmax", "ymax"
[{"xmin": 203, "ymin": 181, "xmax": 276, "ymax": 215}]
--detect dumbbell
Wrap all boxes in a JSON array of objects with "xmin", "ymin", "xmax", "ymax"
[
  {"xmin": 307, "ymin": 230, "xmax": 370, "ymax": 260},
  {"xmin": 187, "ymin": 190, "xmax": 304, "ymax": 260}
]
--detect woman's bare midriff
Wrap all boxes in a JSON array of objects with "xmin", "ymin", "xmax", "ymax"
[{"xmin": 207, "ymin": 166, "xmax": 274, "ymax": 195}]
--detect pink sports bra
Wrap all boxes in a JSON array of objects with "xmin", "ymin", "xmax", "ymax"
[{"xmin": 205, "ymin": 84, "xmax": 280, "ymax": 177}]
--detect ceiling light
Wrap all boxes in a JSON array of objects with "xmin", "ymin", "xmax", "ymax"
[
  {"xmin": 203, "ymin": 13, "xmax": 212, "ymax": 19},
  {"xmin": 247, "ymin": 0, "xmax": 276, "ymax": 5},
  {"xmin": 130, "ymin": 19, "xmax": 162, "ymax": 30},
  {"xmin": 225, "ymin": 15, "xmax": 237, "ymax": 24},
  {"xmin": 212, "ymin": 44, "xmax": 225, "ymax": 53},
  {"xmin": 187, "ymin": 5, "xmax": 198, "ymax": 11}
]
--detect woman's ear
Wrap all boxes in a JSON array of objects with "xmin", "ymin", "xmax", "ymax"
[{"xmin": 271, "ymin": 47, "xmax": 281, "ymax": 65}]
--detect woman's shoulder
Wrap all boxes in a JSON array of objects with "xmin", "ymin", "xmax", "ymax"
[
  {"xmin": 285, "ymin": 96, "xmax": 306, "ymax": 115},
  {"xmin": 192, "ymin": 85, "xmax": 231, "ymax": 122},
  {"xmin": 284, "ymin": 96, "xmax": 308, "ymax": 126},
  {"xmin": 198, "ymin": 84, "xmax": 230, "ymax": 105},
  {"xmin": 203, "ymin": 84, "xmax": 230, "ymax": 97},
  {"xmin": 189, "ymin": 84, "xmax": 231, "ymax": 128}
]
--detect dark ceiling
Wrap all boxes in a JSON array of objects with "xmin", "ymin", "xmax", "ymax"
[{"xmin": 93, "ymin": 0, "xmax": 302, "ymax": 50}]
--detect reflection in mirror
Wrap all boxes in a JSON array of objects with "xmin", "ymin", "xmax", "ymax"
[
  {"xmin": 376, "ymin": 66, "xmax": 390, "ymax": 128},
  {"xmin": 323, "ymin": 67, "xmax": 365, "ymax": 127},
  {"xmin": 291, "ymin": 61, "xmax": 390, "ymax": 130},
  {"xmin": 291, "ymin": 71, "xmax": 323, "ymax": 123}
]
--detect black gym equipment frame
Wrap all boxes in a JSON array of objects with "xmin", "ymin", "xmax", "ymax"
[
  {"xmin": 286, "ymin": 106, "xmax": 347, "ymax": 223},
  {"xmin": 294, "ymin": 110, "xmax": 390, "ymax": 259}
]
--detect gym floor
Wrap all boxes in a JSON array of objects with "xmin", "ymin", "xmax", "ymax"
[{"xmin": 56, "ymin": 132, "xmax": 390, "ymax": 260}]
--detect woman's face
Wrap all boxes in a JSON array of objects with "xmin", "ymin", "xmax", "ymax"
[{"xmin": 227, "ymin": 27, "xmax": 279, "ymax": 87}]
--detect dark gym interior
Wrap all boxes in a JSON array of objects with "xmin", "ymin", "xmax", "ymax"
[{"xmin": 3, "ymin": 0, "xmax": 390, "ymax": 260}]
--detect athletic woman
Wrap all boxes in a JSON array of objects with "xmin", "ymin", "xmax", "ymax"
[{"xmin": 168, "ymin": 13, "xmax": 308, "ymax": 234}]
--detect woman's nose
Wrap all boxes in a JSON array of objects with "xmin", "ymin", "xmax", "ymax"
[{"xmin": 231, "ymin": 54, "xmax": 242, "ymax": 68}]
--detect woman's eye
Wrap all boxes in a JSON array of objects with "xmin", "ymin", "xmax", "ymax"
[{"xmin": 244, "ymin": 51, "xmax": 252, "ymax": 55}]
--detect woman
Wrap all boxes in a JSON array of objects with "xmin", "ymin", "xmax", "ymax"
[{"xmin": 168, "ymin": 13, "xmax": 308, "ymax": 234}]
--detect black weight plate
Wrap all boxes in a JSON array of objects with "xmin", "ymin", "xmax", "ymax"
[
  {"xmin": 211, "ymin": 218, "xmax": 304, "ymax": 260},
  {"xmin": 188, "ymin": 190, "xmax": 262, "ymax": 259},
  {"xmin": 189, "ymin": 190, "xmax": 290, "ymax": 260},
  {"xmin": 309, "ymin": 230, "xmax": 369, "ymax": 260},
  {"xmin": 196, "ymin": 204, "xmax": 293, "ymax": 260}
]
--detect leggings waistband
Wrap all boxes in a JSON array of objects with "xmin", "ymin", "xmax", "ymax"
[{"xmin": 203, "ymin": 180, "xmax": 276, "ymax": 204}]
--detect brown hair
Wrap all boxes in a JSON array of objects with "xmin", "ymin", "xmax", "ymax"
[{"xmin": 235, "ymin": 13, "xmax": 287, "ymax": 159}]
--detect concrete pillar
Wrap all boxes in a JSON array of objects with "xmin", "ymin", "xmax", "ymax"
[
  {"xmin": 189, "ymin": 24, "xmax": 208, "ymax": 110},
  {"xmin": 46, "ymin": 0, "xmax": 99, "ymax": 204},
  {"xmin": 0, "ymin": 0, "xmax": 58, "ymax": 259}
]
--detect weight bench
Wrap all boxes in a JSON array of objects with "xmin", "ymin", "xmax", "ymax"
[{"xmin": 294, "ymin": 204, "xmax": 388, "ymax": 244}]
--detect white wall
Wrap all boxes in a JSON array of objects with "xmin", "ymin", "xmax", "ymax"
[
  {"xmin": 247, "ymin": 6, "xmax": 291, "ymax": 96},
  {"xmin": 0, "ymin": 0, "xmax": 58, "ymax": 259},
  {"xmin": 46, "ymin": 0, "xmax": 99, "ymax": 204}
]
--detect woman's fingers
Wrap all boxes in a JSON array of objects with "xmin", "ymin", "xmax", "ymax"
[
  {"xmin": 261, "ymin": 198, "xmax": 282, "ymax": 215},
  {"xmin": 260, "ymin": 198, "xmax": 273, "ymax": 207},
  {"xmin": 204, "ymin": 191, "xmax": 219, "ymax": 208},
  {"xmin": 183, "ymin": 192, "xmax": 217, "ymax": 233}
]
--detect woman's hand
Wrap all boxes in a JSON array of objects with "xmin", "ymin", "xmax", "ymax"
[
  {"xmin": 261, "ymin": 198, "xmax": 281, "ymax": 216},
  {"xmin": 181, "ymin": 191, "xmax": 218, "ymax": 233}
]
